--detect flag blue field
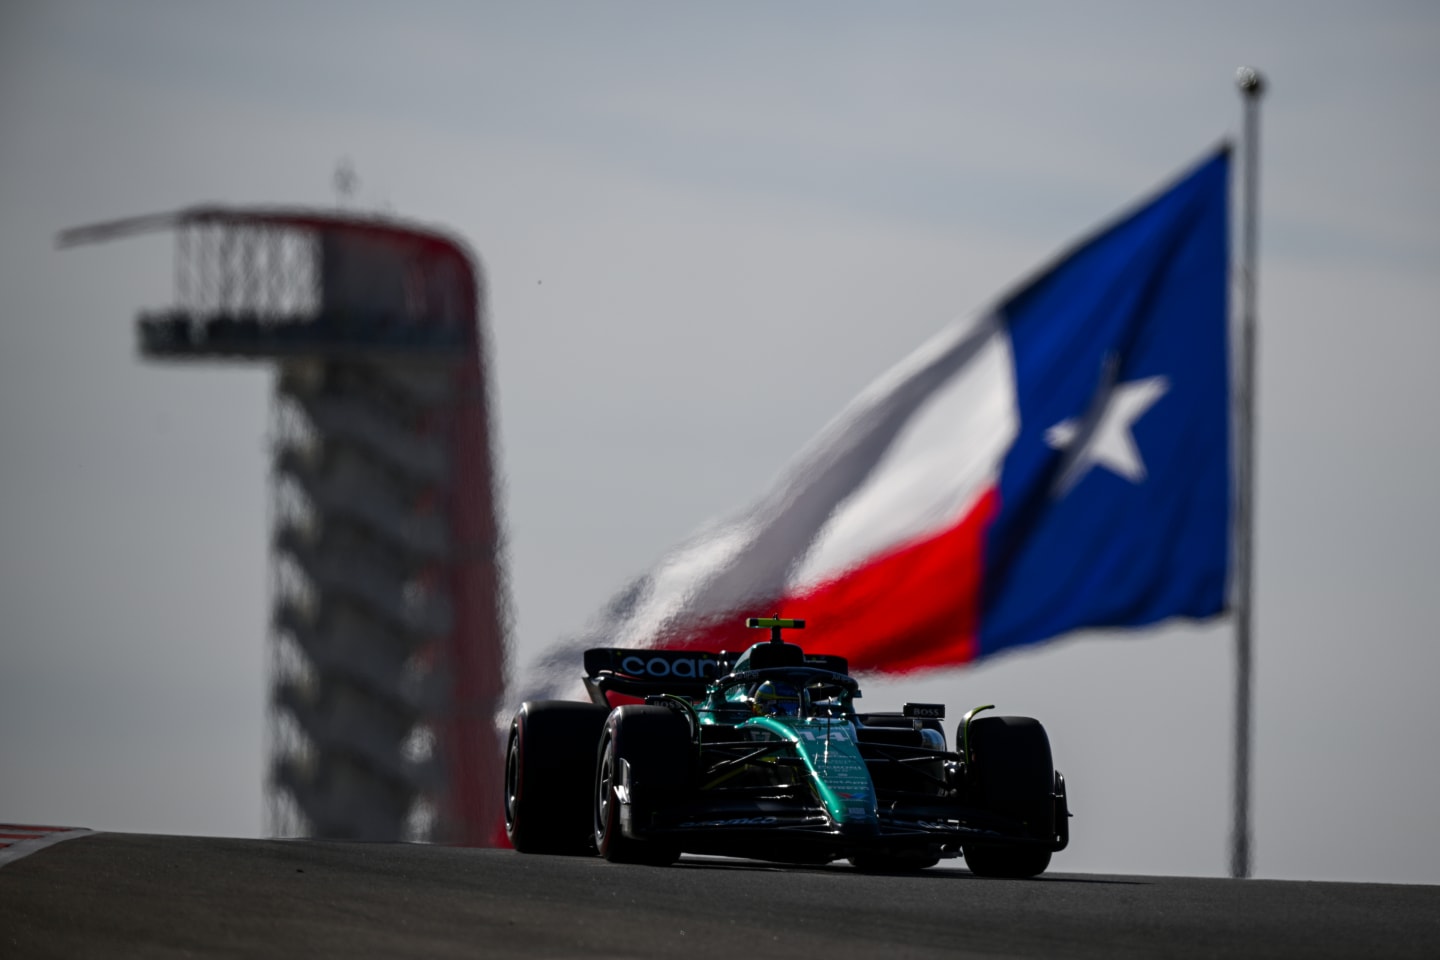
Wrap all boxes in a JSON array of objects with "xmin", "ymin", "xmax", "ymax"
[{"xmin": 979, "ymin": 146, "xmax": 1232, "ymax": 658}]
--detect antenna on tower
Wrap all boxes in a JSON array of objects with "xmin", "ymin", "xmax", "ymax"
[{"xmin": 333, "ymin": 158, "xmax": 359, "ymax": 208}]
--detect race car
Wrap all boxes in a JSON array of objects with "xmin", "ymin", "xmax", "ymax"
[{"xmin": 503, "ymin": 617, "xmax": 1069, "ymax": 876}]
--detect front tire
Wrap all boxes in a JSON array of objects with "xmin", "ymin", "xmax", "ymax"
[
  {"xmin": 961, "ymin": 715, "xmax": 1056, "ymax": 879},
  {"xmin": 594, "ymin": 706, "xmax": 690, "ymax": 866},
  {"xmin": 962, "ymin": 844, "xmax": 1052, "ymax": 879}
]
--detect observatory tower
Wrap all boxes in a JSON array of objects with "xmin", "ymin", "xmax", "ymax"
[{"xmin": 62, "ymin": 208, "xmax": 507, "ymax": 845}]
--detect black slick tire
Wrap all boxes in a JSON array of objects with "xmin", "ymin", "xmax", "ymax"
[
  {"xmin": 504, "ymin": 700, "xmax": 611, "ymax": 855},
  {"xmin": 961, "ymin": 715, "xmax": 1056, "ymax": 879},
  {"xmin": 593, "ymin": 705, "xmax": 691, "ymax": 866}
]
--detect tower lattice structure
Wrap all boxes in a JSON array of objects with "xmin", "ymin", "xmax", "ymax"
[{"xmin": 62, "ymin": 208, "xmax": 508, "ymax": 844}]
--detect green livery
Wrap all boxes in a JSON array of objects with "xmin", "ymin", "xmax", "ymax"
[{"xmin": 728, "ymin": 714, "xmax": 877, "ymax": 829}]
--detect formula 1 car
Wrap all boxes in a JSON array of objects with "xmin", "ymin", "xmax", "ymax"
[{"xmin": 503, "ymin": 618, "xmax": 1069, "ymax": 876}]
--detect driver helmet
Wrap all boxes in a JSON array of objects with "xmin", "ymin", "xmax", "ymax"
[{"xmin": 752, "ymin": 680, "xmax": 802, "ymax": 717}]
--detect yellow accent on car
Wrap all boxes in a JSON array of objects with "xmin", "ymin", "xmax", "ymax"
[{"xmin": 745, "ymin": 617, "xmax": 806, "ymax": 629}]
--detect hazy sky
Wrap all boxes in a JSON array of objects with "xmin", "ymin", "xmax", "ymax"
[{"xmin": 2, "ymin": 1, "xmax": 1437, "ymax": 883}]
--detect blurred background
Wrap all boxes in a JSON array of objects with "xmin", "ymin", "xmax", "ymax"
[{"xmin": 2, "ymin": 1, "xmax": 1437, "ymax": 882}]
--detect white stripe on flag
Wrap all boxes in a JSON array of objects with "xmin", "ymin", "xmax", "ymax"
[{"xmin": 792, "ymin": 313, "xmax": 1016, "ymax": 590}]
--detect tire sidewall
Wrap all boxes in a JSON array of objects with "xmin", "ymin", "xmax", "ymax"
[
  {"xmin": 594, "ymin": 729, "xmax": 623, "ymax": 858},
  {"xmin": 593, "ymin": 706, "xmax": 688, "ymax": 865},
  {"xmin": 504, "ymin": 721, "xmax": 524, "ymax": 846}
]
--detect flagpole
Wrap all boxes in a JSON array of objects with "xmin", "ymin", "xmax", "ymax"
[{"xmin": 1231, "ymin": 65, "xmax": 1265, "ymax": 881}]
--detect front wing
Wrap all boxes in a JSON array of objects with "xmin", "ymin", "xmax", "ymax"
[{"xmin": 614, "ymin": 743, "xmax": 1062, "ymax": 862}]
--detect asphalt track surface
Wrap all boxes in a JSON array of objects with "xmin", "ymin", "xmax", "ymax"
[{"xmin": 3, "ymin": 833, "xmax": 1438, "ymax": 959}]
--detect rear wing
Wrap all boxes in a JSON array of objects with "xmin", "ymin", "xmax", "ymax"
[
  {"xmin": 582, "ymin": 647, "xmax": 851, "ymax": 707},
  {"xmin": 583, "ymin": 649, "xmax": 727, "ymax": 705}
]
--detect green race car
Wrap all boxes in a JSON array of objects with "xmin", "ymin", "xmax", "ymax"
[{"xmin": 504, "ymin": 618, "xmax": 1069, "ymax": 876}]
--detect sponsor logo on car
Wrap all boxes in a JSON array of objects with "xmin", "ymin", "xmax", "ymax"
[
  {"xmin": 677, "ymin": 816, "xmax": 780, "ymax": 828},
  {"xmin": 620, "ymin": 655, "xmax": 720, "ymax": 679}
]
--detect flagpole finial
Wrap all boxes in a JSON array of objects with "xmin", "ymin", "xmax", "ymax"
[{"xmin": 1235, "ymin": 66, "xmax": 1265, "ymax": 98}]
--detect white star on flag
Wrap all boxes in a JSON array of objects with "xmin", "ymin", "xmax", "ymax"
[{"xmin": 1045, "ymin": 373, "xmax": 1170, "ymax": 496}]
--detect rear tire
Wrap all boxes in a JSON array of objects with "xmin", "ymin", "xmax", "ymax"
[
  {"xmin": 504, "ymin": 701, "xmax": 610, "ymax": 855},
  {"xmin": 961, "ymin": 716, "xmax": 1056, "ymax": 879},
  {"xmin": 594, "ymin": 706, "xmax": 690, "ymax": 866}
]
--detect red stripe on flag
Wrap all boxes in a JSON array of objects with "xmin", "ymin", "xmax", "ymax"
[
  {"xmin": 658, "ymin": 488, "xmax": 998, "ymax": 674},
  {"xmin": 778, "ymin": 487, "xmax": 996, "ymax": 674}
]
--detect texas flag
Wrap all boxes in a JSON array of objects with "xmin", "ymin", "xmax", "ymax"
[{"xmin": 559, "ymin": 146, "xmax": 1231, "ymax": 677}]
